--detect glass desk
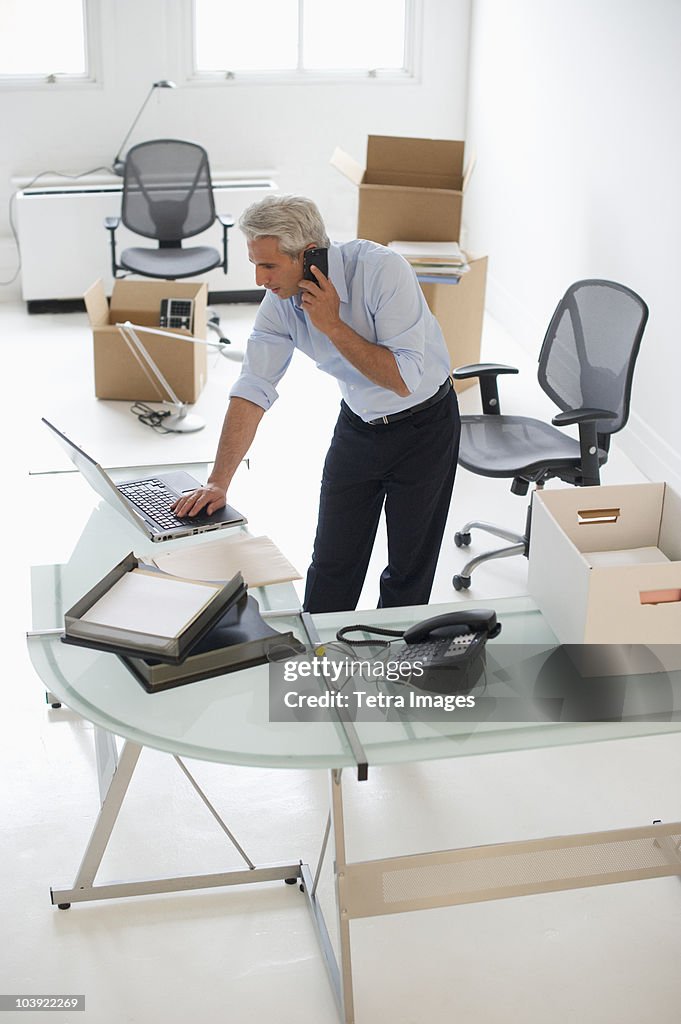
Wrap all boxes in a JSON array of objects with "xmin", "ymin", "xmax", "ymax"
[{"xmin": 26, "ymin": 469, "xmax": 681, "ymax": 1024}]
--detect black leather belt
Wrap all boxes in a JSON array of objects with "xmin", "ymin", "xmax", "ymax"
[{"xmin": 367, "ymin": 377, "xmax": 452, "ymax": 426}]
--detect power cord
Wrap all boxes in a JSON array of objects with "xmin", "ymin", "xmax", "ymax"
[
  {"xmin": 0, "ymin": 165, "xmax": 114, "ymax": 287},
  {"xmin": 130, "ymin": 402, "xmax": 174, "ymax": 433}
]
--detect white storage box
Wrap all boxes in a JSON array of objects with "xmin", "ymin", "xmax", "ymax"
[{"xmin": 528, "ymin": 483, "xmax": 681, "ymax": 673}]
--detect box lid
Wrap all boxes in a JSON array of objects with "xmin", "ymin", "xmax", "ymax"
[
  {"xmin": 331, "ymin": 136, "xmax": 469, "ymax": 193},
  {"xmin": 83, "ymin": 279, "xmax": 109, "ymax": 328},
  {"xmin": 365, "ymin": 135, "xmax": 465, "ymax": 191},
  {"xmin": 330, "ymin": 146, "xmax": 365, "ymax": 187}
]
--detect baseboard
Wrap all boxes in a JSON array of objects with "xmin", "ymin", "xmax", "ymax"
[
  {"xmin": 208, "ymin": 289, "xmax": 264, "ymax": 305},
  {"xmin": 26, "ymin": 289, "xmax": 266, "ymax": 315}
]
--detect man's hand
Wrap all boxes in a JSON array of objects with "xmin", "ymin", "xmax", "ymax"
[
  {"xmin": 171, "ymin": 482, "xmax": 227, "ymax": 518},
  {"xmin": 299, "ymin": 264, "xmax": 343, "ymax": 336},
  {"xmin": 299, "ymin": 264, "xmax": 409, "ymax": 397}
]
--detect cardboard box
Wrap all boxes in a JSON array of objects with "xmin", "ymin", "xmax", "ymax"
[
  {"xmin": 84, "ymin": 279, "xmax": 208, "ymax": 403},
  {"xmin": 331, "ymin": 135, "xmax": 486, "ymax": 393},
  {"xmin": 420, "ymin": 256, "xmax": 488, "ymax": 392},
  {"xmin": 331, "ymin": 135, "xmax": 472, "ymax": 245},
  {"xmin": 528, "ymin": 483, "xmax": 681, "ymax": 673}
]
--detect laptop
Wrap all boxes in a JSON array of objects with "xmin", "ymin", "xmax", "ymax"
[{"xmin": 42, "ymin": 418, "xmax": 247, "ymax": 543}]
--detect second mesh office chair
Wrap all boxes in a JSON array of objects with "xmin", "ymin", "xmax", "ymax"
[
  {"xmin": 105, "ymin": 138, "xmax": 234, "ymax": 344},
  {"xmin": 451, "ymin": 279, "xmax": 649, "ymax": 590}
]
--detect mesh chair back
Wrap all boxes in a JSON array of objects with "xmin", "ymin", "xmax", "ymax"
[
  {"xmin": 122, "ymin": 139, "xmax": 216, "ymax": 242},
  {"xmin": 538, "ymin": 279, "xmax": 648, "ymax": 441}
]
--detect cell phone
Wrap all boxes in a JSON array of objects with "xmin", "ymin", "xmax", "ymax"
[{"xmin": 302, "ymin": 247, "xmax": 328, "ymax": 281}]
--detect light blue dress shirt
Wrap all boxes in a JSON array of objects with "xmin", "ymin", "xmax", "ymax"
[{"xmin": 229, "ymin": 239, "xmax": 451, "ymax": 422}]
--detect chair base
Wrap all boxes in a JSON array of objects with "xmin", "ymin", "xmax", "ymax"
[{"xmin": 452, "ymin": 520, "xmax": 528, "ymax": 590}]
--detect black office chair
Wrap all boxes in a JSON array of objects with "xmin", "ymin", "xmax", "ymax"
[
  {"xmin": 105, "ymin": 138, "xmax": 234, "ymax": 345},
  {"xmin": 451, "ymin": 279, "xmax": 649, "ymax": 590}
]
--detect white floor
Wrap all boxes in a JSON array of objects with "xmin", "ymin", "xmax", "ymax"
[{"xmin": 3, "ymin": 299, "xmax": 681, "ymax": 1023}]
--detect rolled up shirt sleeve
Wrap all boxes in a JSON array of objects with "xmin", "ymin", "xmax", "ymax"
[{"xmin": 229, "ymin": 299, "xmax": 296, "ymax": 411}]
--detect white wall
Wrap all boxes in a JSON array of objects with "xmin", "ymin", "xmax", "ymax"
[
  {"xmin": 463, "ymin": 0, "xmax": 681, "ymax": 492},
  {"xmin": 0, "ymin": 0, "xmax": 470, "ymax": 293}
]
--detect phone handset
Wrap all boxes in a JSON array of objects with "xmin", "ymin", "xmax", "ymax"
[{"xmin": 402, "ymin": 609, "xmax": 501, "ymax": 645}]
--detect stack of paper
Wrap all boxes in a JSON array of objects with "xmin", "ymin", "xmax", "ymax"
[
  {"xmin": 151, "ymin": 534, "xmax": 302, "ymax": 589},
  {"xmin": 388, "ymin": 240, "xmax": 469, "ymax": 280}
]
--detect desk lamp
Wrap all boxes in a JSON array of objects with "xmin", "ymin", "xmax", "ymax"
[
  {"xmin": 116, "ymin": 321, "xmax": 244, "ymax": 432},
  {"xmin": 112, "ymin": 80, "xmax": 177, "ymax": 177},
  {"xmin": 117, "ymin": 321, "xmax": 205, "ymax": 433}
]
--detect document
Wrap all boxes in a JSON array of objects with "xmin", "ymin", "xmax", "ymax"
[
  {"xmin": 388, "ymin": 240, "xmax": 467, "ymax": 264},
  {"xmin": 151, "ymin": 534, "xmax": 301, "ymax": 589},
  {"xmin": 80, "ymin": 569, "xmax": 220, "ymax": 638}
]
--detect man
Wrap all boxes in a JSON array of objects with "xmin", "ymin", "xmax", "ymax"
[{"xmin": 173, "ymin": 195, "xmax": 460, "ymax": 613}]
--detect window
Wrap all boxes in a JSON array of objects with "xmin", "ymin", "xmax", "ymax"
[
  {"xmin": 191, "ymin": 0, "xmax": 414, "ymax": 79},
  {"xmin": 0, "ymin": 0, "xmax": 91, "ymax": 82}
]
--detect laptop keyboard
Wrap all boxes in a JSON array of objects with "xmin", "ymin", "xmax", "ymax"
[{"xmin": 119, "ymin": 478, "xmax": 194, "ymax": 530}]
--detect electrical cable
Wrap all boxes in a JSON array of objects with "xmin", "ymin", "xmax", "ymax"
[
  {"xmin": 0, "ymin": 165, "xmax": 114, "ymax": 287},
  {"xmin": 335, "ymin": 623, "xmax": 405, "ymax": 648},
  {"xmin": 129, "ymin": 402, "xmax": 174, "ymax": 433}
]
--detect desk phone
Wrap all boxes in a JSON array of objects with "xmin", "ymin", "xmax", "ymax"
[
  {"xmin": 160, "ymin": 298, "xmax": 194, "ymax": 331},
  {"xmin": 336, "ymin": 609, "xmax": 501, "ymax": 695}
]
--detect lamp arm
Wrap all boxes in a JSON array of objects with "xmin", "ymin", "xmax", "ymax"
[
  {"xmin": 120, "ymin": 321, "xmax": 227, "ymax": 350},
  {"xmin": 112, "ymin": 84, "xmax": 157, "ymax": 169},
  {"xmin": 117, "ymin": 322, "xmax": 182, "ymax": 407}
]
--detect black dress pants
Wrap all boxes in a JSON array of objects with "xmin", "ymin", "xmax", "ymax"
[{"xmin": 303, "ymin": 388, "xmax": 460, "ymax": 613}]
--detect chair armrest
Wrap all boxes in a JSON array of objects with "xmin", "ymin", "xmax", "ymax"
[
  {"xmin": 552, "ymin": 407, "xmax": 617, "ymax": 427},
  {"xmin": 552, "ymin": 407, "xmax": 617, "ymax": 487},
  {"xmin": 104, "ymin": 218, "xmax": 121, "ymax": 277},
  {"xmin": 452, "ymin": 362, "xmax": 518, "ymax": 379},
  {"xmin": 452, "ymin": 363, "xmax": 519, "ymax": 416},
  {"xmin": 217, "ymin": 214, "xmax": 234, "ymax": 273}
]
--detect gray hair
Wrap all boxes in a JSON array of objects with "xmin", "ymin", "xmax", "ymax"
[{"xmin": 238, "ymin": 194, "xmax": 330, "ymax": 258}]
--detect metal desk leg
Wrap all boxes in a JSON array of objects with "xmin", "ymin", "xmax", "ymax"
[
  {"xmin": 50, "ymin": 740, "xmax": 301, "ymax": 909},
  {"xmin": 51, "ymin": 739, "xmax": 142, "ymax": 908},
  {"xmin": 299, "ymin": 769, "xmax": 356, "ymax": 1023},
  {"xmin": 94, "ymin": 727, "xmax": 119, "ymax": 804},
  {"xmin": 330, "ymin": 769, "xmax": 355, "ymax": 1024}
]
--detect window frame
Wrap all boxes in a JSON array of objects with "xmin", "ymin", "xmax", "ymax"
[
  {"xmin": 182, "ymin": 0, "xmax": 422, "ymax": 86},
  {"xmin": 0, "ymin": 0, "xmax": 100, "ymax": 90}
]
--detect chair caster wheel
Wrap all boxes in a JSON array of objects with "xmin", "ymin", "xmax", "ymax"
[
  {"xmin": 57, "ymin": 903, "xmax": 71, "ymax": 910},
  {"xmin": 452, "ymin": 574, "xmax": 471, "ymax": 591},
  {"xmin": 284, "ymin": 877, "xmax": 297, "ymax": 885},
  {"xmin": 454, "ymin": 531, "xmax": 471, "ymax": 548}
]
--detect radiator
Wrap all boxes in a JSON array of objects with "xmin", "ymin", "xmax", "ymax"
[{"xmin": 14, "ymin": 171, "xmax": 277, "ymax": 304}]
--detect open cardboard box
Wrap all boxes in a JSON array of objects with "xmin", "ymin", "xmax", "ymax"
[
  {"xmin": 331, "ymin": 135, "xmax": 473, "ymax": 244},
  {"xmin": 84, "ymin": 279, "xmax": 208, "ymax": 403},
  {"xmin": 528, "ymin": 483, "xmax": 681, "ymax": 675},
  {"xmin": 331, "ymin": 136, "xmax": 486, "ymax": 392}
]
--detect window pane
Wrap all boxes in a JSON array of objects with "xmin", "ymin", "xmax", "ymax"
[
  {"xmin": 194, "ymin": 0, "xmax": 298, "ymax": 72},
  {"xmin": 302, "ymin": 0, "xmax": 406, "ymax": 71},
  {"xmin": 0, "ymin": 0, "xmax": 86, "ymax": 76}
]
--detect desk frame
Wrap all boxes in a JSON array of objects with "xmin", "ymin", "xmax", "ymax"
[{"xmin": 48, "ymin": 732, "xmax": 681, "ymax": 1024}]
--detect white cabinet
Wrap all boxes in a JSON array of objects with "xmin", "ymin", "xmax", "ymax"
[{"xmin": 15, "ymin": 173, "xmax": 277, "ymax": 305}]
